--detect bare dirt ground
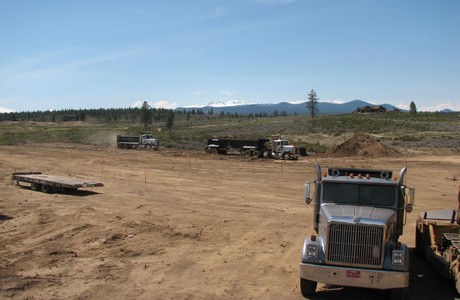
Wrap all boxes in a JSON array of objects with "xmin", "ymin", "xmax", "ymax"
[{"xmin": 1, "ymin": 144, "xmax": 460, "ymax": 300}]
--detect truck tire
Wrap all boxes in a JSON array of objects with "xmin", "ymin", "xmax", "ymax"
[
  {"xmin": 300, "ymin": 278, "xmax": 317, "ymax": 297},
  {"xmin": 244, "ymin": 150, "xmax": 252, "ymax": 157},
  {"xmin": 41, "ymin": 184, "xmax": 53, "ymax": 193},
  {"xmin": 263, "ymin": 151, "xmax": 270, "ymax": 158},
  {"xmin": 31, "ymin": 183, "xmax": 41, "ymax": 191},
  {"xmin": 284, "ymin": 153, "xmax": 290, "ymax": 160},
  {"xmin": 253, "ymin": 151, "xmax": 259, "ymax": 158}
]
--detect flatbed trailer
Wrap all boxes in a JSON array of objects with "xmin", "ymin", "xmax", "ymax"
[{"xmin": 12, "ymin": 172, "xmax": 104, "ymax": 193}]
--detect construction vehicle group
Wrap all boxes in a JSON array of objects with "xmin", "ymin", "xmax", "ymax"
[
  {"xmin": 300, "ymin": 163, "xmax": 415, "ymax": 299},
  {"xmin": 205, "ymin": 137, "xmax": 299, "ymax": 160}
]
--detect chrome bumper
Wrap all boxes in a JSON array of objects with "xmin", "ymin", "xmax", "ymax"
[{"xmin": 300, "ymin": 263, "xmax": 409, "ymax": 289}]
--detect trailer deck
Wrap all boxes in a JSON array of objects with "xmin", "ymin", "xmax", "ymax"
[{"xmin": 12, "ymin": 172, "xmax": 104, "ymax": 193}]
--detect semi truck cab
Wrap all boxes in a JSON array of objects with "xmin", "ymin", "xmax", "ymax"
[
  {"xmin": 140, "ymin": 134, "xmax": 159, "ymax": 149},
  {"xmin": 300, "ymin": 163, "xmax": 415, "ymax": 299},
  {"xmin": 271, "ymin": 139, "xmax": 299, "ymax": 160}
]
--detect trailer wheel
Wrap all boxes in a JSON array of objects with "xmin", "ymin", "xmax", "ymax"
[
  {"xmin": 300, "ymin": 278, "xmax": 317, "ymax": 297},
  {"xmin": 31, "ymin": 183, "xmax": 41, "ymax": 191},
  {"xmin": 41, "ymin": 184, "xmax": 53, "ymax": 193},
  {"xmin": 244, "ymin": 150, "xmax": 252, "ymax": 157},
  {"xmin": 253, "ymin": 151, "xmax": 259, "ymax": 158}
]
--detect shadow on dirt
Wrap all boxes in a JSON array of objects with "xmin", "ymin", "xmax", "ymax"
[
  {"xmin": 14, "ymin": 185, "xmax": 101, "ymax": 197},
  {"xmin": 0, "ymin": 214, "xmax": 13, "ymax": 221},
  {"xmin": 304, "ymin": 249, "xmax": 458, "ymax": 300}
]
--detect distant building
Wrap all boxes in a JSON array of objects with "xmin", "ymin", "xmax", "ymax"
[{"xmin": 355, "ymin": 105, "xmax": 387, "ymax": 113}]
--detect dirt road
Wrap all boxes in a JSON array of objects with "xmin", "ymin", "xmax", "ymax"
[{"xmin": 1, "ymin": 144, "xmax": 459, "ymax": 299}]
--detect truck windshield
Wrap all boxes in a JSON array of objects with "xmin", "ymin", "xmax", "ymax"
[{"xmin": 322, "ymin": 182, "xmax": 396, "ymax": 206}]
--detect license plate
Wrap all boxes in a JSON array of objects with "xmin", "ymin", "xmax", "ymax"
[{"xmin": 346, "ymin": 270, "xmax": 361, "ymax": 278}]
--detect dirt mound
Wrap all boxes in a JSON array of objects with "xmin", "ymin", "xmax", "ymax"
[{"xmin": 330, "ymin": 133, "xmax": 401, "ymax": 157}]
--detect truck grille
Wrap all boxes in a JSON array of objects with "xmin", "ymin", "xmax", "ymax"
[{"xmin": 327, "ymin": 223, "xmax": 384, "ymax": 267}]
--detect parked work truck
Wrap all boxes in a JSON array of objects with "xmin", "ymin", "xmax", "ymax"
[
  {"xmin": 415, "ymin": 186, "xmax": 460, "ymax": 294},
  {"xmin": 300, "ymin": 163, "xmax": 415, "ymax": 299},
  {"xmin": 117, "ymin": 134, "xmax": 159, "ymax": 150},
  {"xmin": 205, "ymin": 137, "xmax": 299, "ymax": 160}
]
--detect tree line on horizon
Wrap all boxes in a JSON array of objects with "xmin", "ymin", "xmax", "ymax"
[{"xmin": 0, "ymin": 105, "xmax": 295, "ymax": 124}]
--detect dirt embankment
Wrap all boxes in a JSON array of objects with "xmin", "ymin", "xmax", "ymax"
[{"xmin": 330, "ymin": 133, "xmax": 401, "ymax": 157}]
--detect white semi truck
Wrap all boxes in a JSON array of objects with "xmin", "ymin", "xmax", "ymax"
[{"xmin": 300, "ymin": 163, "xmax": 415, "ymax": 299}]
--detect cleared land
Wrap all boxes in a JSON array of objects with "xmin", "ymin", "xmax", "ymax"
[{"xmin": 1, "ymin": 143, "xmax": 460, "ymax": 299}]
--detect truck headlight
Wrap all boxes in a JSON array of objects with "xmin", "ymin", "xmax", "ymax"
[
  {"xmin": 307, "ymin": 244, "xmax": 319, "ymax": 258},
  {"xmin": 392, "ymin": 250, "xmax": 404, "ymax": 265}
]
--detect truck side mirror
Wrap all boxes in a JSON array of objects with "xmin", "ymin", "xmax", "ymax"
[
  {"xmin": 304, "ymin": 182, "xmax": 312, "ymax": 205},
  {"xmin": 405, "ymin": 187, "xmax": 415, "ymax": 213}
]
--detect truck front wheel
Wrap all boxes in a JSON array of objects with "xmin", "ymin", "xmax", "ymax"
[{"xmin": 300, "ymin": 278, "xmax": 317, "ymax": 297}]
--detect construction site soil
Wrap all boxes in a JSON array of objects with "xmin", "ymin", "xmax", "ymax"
[
  {"xmin": 330, "ymin": 133, "xmax": 402, "ymax": 157},
  {"xmin": 1, "ymin": 139, "xmax": 460, "ymax": 300}
]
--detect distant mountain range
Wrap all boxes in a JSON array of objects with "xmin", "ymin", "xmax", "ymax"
[{"xmin": 176, "ymin": 100, "xmax": 403, "ymax": 116}]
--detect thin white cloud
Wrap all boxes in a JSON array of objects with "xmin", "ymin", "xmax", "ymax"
[
  {"xmin": 151, "ymin": 100, "xmax": 177, "ymax": 109},
  {"xmin": 220, "ymin": 91, "xmax": 235, "ymax": 97},
  {"xmin": 419, "ymin": 102, "xmax": 460, "ymax": 112},
  {"xmin": 131, "ymin": 100, "xmax": 177, "ymax": 109},
  {"xmin": 324, "ymin": 99, "xmax": 345, "ymax": 104},
  {"xmin": 1, "ymin": 49, "xmax": 139, "ymax": 82},
  {"xmin": 396, "ymin": 102, "xmax": 410, "ymax": 111},
  {"xmin": 131, "ymin": 101, "xmax": 144, "ymax": 108},
  {"xmin": 0, "ymin": 107, "xmax": 15, "ymax": 113}
]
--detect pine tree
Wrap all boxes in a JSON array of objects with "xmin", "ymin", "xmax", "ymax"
[
  {"xmin": 307, "ymin": 89, "xmax": 319, "ymax": 118},
  {"xmin": 409, "ymin": 101, "xmax": 417, "ymax": 115},
  {"xmin": 140, "ymin": 101, "xmax": 151, "ymax": 131},
  {"xmin": 166, "ymin": 110, "xmax": 175, "ymax": 131}
]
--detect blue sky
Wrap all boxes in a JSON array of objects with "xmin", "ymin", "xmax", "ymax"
[{"xmin": 1, "ymin": 0, "xmax": 459, "ymax": 113}]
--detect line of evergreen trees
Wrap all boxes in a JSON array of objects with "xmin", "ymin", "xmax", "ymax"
[
  {"xmin": 0, "ymin": 107, "xmax": 291, "ymax": 123},
  {"xmin": 0, "ymin": 107, "xmax": 175, "ymax": 123}
]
